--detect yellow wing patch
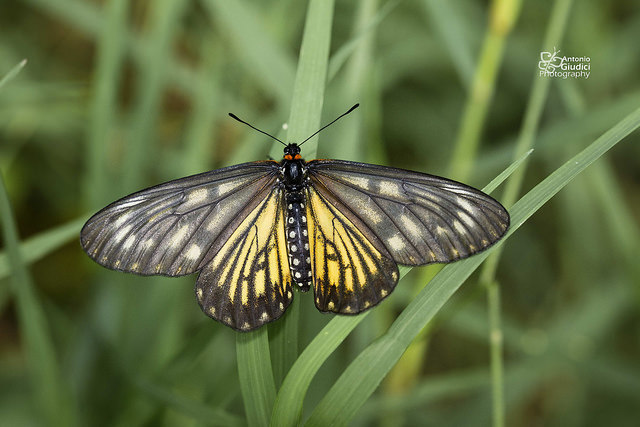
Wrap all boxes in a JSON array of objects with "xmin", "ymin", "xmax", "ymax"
[
  {"xmin": 306, "ymin": 187, "xmax": 398, "ymax": 314},
  {"xmin": 196, "ymin": 188, "xmax": 293, "ymax": 331}
]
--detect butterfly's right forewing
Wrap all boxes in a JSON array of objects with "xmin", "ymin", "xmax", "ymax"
[{"xmin": 80, "ymin": 161, "xmax": 280, "ymax": 276}]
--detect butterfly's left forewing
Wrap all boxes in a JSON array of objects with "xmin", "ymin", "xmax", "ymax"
[
  {"xmin": 307, "ymin": 160, "xmax": 509, "ymax": 266},
  {"xmin": 196, "ymin": 187, "xmax": 293, "ymax": 331}
]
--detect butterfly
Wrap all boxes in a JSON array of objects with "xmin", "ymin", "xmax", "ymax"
[{"xmin": 80, "ymin": 104, "xmax": 510, "ymax": 332}]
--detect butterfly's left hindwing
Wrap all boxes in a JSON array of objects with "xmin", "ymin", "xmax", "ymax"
[
  {"xmin": 196, "ymin": 187, "xmax": 293, "ymax": 331},
  {"xmin": 306, "ymin": 186, "xmax": 399, "ymax": 314}
]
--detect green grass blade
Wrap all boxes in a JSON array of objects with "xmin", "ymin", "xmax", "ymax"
[
  {"xmin": 304, "ymin": 107, "xmax": 640, "ymax": 426},
  {"xmin": 237, "ymin": 330, "xmax": 277, "ymax": 427},
  {"xmin": 448, "ymin": 0, "xmax": 522, "ymax": 181},
  {"xmin": 327, "ymin": 0, "xmax": 401, "ymax": 82},
  {"xmin": 0, "ymin": 216, "xmax": 86, "ymax": 280},
  {"xmin": 283, "ymin": 0, "xmax": 335, "ymax": 160},
  {"xmin": 420, "ymin": 0, "xmax": 474, "ymax": 87},
  {"xmin": 0, "ymin": 59, "xmax": 27, "ymax": 90},
  {"xmin": 268, "ymin": 0, "xmax": 335, "ymax": 392},
  {"xmin": 0, "ymin": 174, "xmax": 76, "ymax": 426},
  {"xmin": 203, "ymin": 0, "xmax": 295, "ymax": 107},
  {"xmin": 123, "ymin": 0, "xmax": 188, "ymax": 189},
  {"xmin": 84, "ymin": 0, "xmax": 127, "ymax": 209}
]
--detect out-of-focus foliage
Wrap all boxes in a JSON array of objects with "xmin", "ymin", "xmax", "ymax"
[{"xmin": 1, "ymin": 0, "xmax": 639, "ymax": 426}]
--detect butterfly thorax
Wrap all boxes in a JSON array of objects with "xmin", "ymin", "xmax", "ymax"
[{"xmin": 280, "ymin": 143, "xmax": 313, "ymax": 291}]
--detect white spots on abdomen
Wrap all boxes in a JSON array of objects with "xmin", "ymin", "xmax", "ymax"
[{"xmin": 286, "ymin": 193, "xmax": 312, "ymax": 292}]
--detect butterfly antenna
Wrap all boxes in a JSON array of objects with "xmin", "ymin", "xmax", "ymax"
[
  {"xmin": 228, "ymin": 112, "xmax": 287, "ymax": 146},
  {"xmin": 299, "ymin": 103, "xmax": 360, "ymax": 146}
]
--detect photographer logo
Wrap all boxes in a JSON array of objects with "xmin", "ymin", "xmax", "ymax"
[{"xmin": 539, "ymin": 47, "xmax": 590, "ymax": 79}]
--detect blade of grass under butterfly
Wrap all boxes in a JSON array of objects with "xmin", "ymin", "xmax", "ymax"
[
  {"xmin": 270, "ymin": 149, "xmax": 532, "ymax": 426},
  {"xmin": 236, "ymin": 331, "xmax": 277, "ymax": 427},
  {"xmin": 304, "ymin": 107, "xmax": 640, "ymax": 426},
  {"xmin": 235, "ymin": 1, "xmax": 335, "ymax": 424},
  {"xmin": 269, "ymin": 0, "xmax": 336, "ymax": 388},
  {"xmin": 0, "ymin": 174, "xmax": 76, "ymax": 426}
]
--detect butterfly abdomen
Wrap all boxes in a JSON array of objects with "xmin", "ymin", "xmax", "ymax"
[{"xmin": 284, "ymin": 191, "xmax": 312, "ymax": 291}]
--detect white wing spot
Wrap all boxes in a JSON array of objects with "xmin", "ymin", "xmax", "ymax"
[
  {"xmin": 456, "ymin": 196, "xmax": 476, "ymax": 213},
  {"xmin": 391, "ymin": 271, "xmax": 398, "ymax": 280},
  {"xmin": 216, "ymin": 182, "xmax": 235, "ymax": 196},
  {"xmin": 293, "ymin": 258, "xmax": 300, "ymax": 265},
  {"xmin": 260, "ymin": 312, "xmax": 269, "ymax": 321},
  {"xmin": 327, "ymin": 301, "xmax": 335, "ymax": 310},
  {"xmin": 380, "ymin": 289, "xmax": 388, "ymax": 297},
  {"xmin": 301, "ymin": 216, "xmax": 306, "ymax": 223},
  {"xmin": 123, "ymin": 234, "xmax": 136, "ymax": 249},
  {"xmin": 288, "ymin": 217, "xmax": 294, "ymax": 224},
  {"xmin": 114, "ymin": 225, "xmax": 132, "ymax": 242},
  {"xmin": 344, "ymin": 176, "xmax": 369, "ymax": 189},
  {"xmin": 387, "ymin": 235, "xmax": 405, "ymax": 251},
  {"xmin": 287, "ymin": 291, "xmax": 292, "ymax": 299},
  {"xmin": 453, "ymin": 220, "xmax": 467, "ymax": 235},
  {"xmin": 307, "ymin": 271, "xmax": 312, "ymax": 277},
  {"xmin": 400, "ymin": 215, "xmax": 421, "ymax": 235},
  {"xmin": 291, "ymin": 245, "xmax": 297, "ymax": 252},
  {"xmin": 171, "ymin": 225, "xmax": 189, "ymax": 246},
  {"xmin": 459, "ymin": 210, "xmax": 478, "ymax": 227},
  {"xmin": 300, "ymin": 203, "xmax": 305, "ymax": 208},
  {"xmin": 306, "ymin": 257, "xmax": 311, "ymax": 263},
  {"xmin": 209, "ymin": 307, "xmax": 216, "ymax": 316},
  {"xmin": 117, "ymin": 198, "xmax": 145, "ymax": 209},
  {"xmin": 114, "ymin": 212, "xmax": 133, "ymax": 228},
  {"xmin": 279, "ymin": 302, "xmax": 284, "ymax": 310},
  {"xmin": 344, "ymin": 305, "xmax": 353, "ymax": 313},
  {"xmin": 288, "ymin": 204, "xmax": 293, "ymax": 210},
  {"xmin": 378, "ymin": 181, "xmax": 400, "ymax": 196},
  {"xmin": 186, "ymin": 244, "xmax": 202, "ymax": 260},
  {"xmin": 295, "ymin": 272, "xmax": 301, "ymax": 278},
  {"xmin": 196, "ymin": 288, "xmax": 203, "ymax": 300},
  {"xmin": 304, "ymin": 243, "xmax": 309, "ymax": 250},
  {"xmin": 289, "ymin": 231, "xmax": 296, "ymax": 238},
  {"xmin": 303, "ymin": 229, "xmax": 307, "ymax": 236},
  {"xmin": 187, "ymin": 188, "xmax": 209, "ymax": 204}
]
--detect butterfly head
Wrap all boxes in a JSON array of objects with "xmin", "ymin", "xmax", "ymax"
[{"xmin": 283, "ymin": 143, "xmax": 302, "ymax": 160}]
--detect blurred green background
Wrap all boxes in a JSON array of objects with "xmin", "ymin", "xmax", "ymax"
[{"xmin": 1, "ymin": 0, "xmax": 639, "ymax": 426}]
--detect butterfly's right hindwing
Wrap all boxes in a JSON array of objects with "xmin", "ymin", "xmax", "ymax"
[
  {"xmin": 80, "ymin": 161, "xmax": 279, "ymax": 276},
  {"xmin": 196, "ymin": 187, "xmax": 293, "ymax": 331}
]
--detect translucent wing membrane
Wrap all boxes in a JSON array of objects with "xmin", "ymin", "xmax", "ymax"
[
  {"xmin": 196, "ymin": 188, "xmax": 293, "ymax": 331},
  {"xmin": 306, "ymin": 186, "xmax": 399, "ymax": 314},
  {"xmin": 308, "ymin": 160, "xmax": 510, "ymax": 266},
  {"xmin": 80, "ymin": 161, "xmax": 279, "ymax": 276}
]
